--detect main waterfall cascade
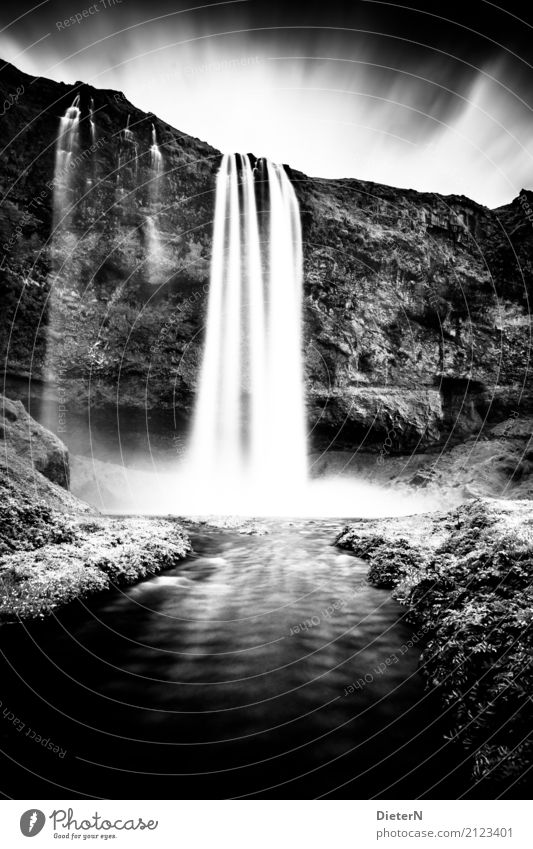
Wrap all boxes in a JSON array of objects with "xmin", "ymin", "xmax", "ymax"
[
  {"xmin": 182, "ymin": 154, "xmax": 437, "ymax": 516},
  {"xmin": 187, "ymin": 153, "xmax": 308, "ymax": 511}
]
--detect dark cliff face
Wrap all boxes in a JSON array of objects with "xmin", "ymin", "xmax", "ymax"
[{"xmin": 1, "ymin": 61, "xmax": 531, "ymax": 453}]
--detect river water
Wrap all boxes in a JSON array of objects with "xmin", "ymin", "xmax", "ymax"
[{"xmin": 0, "ymin": 518, "xmax": 471, "ymax": 799}]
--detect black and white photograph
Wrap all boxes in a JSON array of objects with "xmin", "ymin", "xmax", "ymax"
[{"xmin": 0, "ymin": 0, "xmax": 532, "ymax": 826}]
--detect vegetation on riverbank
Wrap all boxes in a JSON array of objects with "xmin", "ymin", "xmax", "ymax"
[
  {"xmin": 0, "ymin": 506, "xmax": 191, "ymax": 623},
  {"xmin": 336, "ymin": 498, "xmax": 533, "ymax": 789},
  {"xmin": 0, "ymin": 395, "xmax": 191, "ymax": 623}
]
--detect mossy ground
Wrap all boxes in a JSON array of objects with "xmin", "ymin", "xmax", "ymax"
[
  {"xmin": 336, "ymin": 498, "xmax": 533, "ymax": 788},
  {"xmin": 0, "ymin": 456, "xmax": 190, "ymax": 623}
]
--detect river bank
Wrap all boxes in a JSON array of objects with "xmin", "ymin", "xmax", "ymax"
[
  {"xmin": 336, "ymin": 498, "xmax": 533, "ymax": 791},
  {"xmin": 0, "ymin": 395, "xmax": 190, "ymax": 623}
]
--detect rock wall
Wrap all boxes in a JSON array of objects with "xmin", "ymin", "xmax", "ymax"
[{"xmin": 1, "ymin": 60, "xmax": 531, "ymax": 453}]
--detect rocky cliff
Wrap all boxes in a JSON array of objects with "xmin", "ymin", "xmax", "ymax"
[{"xmin": 1, "ymin": 60, "xmax": 531, "ymax": 453}]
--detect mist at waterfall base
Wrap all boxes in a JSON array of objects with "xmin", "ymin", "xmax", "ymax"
[
  {"xmin": 172, "ymin": 152, "xmax": 436, "ymax": 518},
  {"xmin": 72, "ymin": 152, "xmax": 443, "ymax": 520}
]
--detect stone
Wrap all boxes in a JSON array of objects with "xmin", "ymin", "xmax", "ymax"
[{"xmin": 1, "ymin": 395, "xmax": 69, "ymax": 488}]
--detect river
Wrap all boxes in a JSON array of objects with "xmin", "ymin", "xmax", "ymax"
[{"xmin": 0, "ymin": 518, "xmax": 471, "ymax": 799}]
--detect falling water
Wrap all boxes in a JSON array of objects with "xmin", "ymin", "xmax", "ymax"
[
  {"xmin": 116, "ymin": 113, "xmax": 139, "ymax": 216},
  {"xmin": 123, "ymin": 113, "xmax": 134, "ymax": 143},
  {"xmin": 121, "ymin": 114, "xmax": 139, "ymax": 177},
  {"xmin": 53, "ymin": 95, "xmax": 81, "ymax": 227},
  {"xmin": 89, "ymin": 97, "xmax": 96, "ymax": 146},
  {"xmin": 41, "ymin": 95, "xmax": 82, "ymax": 430},
  {"xmin": 146, "ymin": 123, "xmax": 164, "ymax": 284},
  {"xmin": 150, "ymin": 123, "xmax": 163, "ymax": 175},
  {"xmin": 187, "ymin": 153, "xmax": 307, "ymax": 512}
]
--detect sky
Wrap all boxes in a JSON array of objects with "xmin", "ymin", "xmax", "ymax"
[{"xmin": 1, "ymin": 0, "xmax": 532, "ymax": 207}]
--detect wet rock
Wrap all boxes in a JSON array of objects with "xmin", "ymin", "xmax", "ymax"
[
  {"xmin": 0, "ymin": 61, "xmax": 531, "ymax": 451},
  {"xmin": 1, "ymin": 395, "xmax": 69, "ymax": 488}
]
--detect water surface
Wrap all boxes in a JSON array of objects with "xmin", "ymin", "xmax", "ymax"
[{"xmin": 0, "ymin": 519, "xmax": 469, "ymax": 798}]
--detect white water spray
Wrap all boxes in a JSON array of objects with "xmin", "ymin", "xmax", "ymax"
[{"xmin": 187, "ymin": 153, "xmax": 307, "ymax": 512}]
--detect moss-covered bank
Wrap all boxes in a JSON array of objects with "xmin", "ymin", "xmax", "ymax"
[
  {"xmin": 336, "ymin": 498, "xmax": 533, "ymax": 789},
  {"xmin": 0, "ymin": 395, "xmax": 190, "ymax": 623},
  {"xmin": 0, "ymin": 505, "xmax": 191, "ymax": 623}
]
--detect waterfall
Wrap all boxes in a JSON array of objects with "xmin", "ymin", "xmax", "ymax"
[
  {"xmin": 121, "ymin": 113, "xmax": 139, "ymax": 176},
  {"xmin": 53, "ymin": 95, "xmax": 80, "ymax": 227},
  {"xmin": 116, "ymin": 113, "xmax": 138, "ymax": 215},
  {"xmin": 146, "ymin": 123, "xmax": 164, "ymax": 284},
  {"xmin": 145, "ymin": 215, "xmax": 163, "ymax": 284},
  {"xmin": 187, "ymin": 153, "xmax": 307, "ymax": 511},
  {"xmin": 123, "ymin": 113, "xmax": 134, "ymax": 143},
  {"xmin": 42, "ymin": 95, "xmax": 82, "ymax": 429},
  {"xmin": 89, "ymin": 97, "xmax": 96, "ymax": 146},
  {"xmin": 150, "ymin": 123, "xmax": 163, "ymax": 175}
]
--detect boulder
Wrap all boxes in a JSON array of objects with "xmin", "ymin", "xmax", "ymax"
[{"xmin": 1, "ymin": 395, "xmax": 69, "ymax": 488}]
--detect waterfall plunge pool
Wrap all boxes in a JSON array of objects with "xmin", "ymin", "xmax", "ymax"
[{"xmin": 0, "ymin": 517, "xmax": 475, "ymax": 799}]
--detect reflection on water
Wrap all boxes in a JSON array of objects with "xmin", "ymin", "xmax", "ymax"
[{"xmin": 0, "ymin": 520, "xmax": 471, "ymax": 799}]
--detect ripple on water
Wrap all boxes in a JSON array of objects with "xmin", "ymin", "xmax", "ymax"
[{"xmin": 0, "ymin": 518, "xmax": 469, "ymax": 798}]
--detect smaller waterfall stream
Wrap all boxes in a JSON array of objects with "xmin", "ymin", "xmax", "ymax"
[
  {"xmin": 43, "ymin": 96, "xmax": 82, "ymax": 429},
  {"xmin": 53, "ymin": 95, "xmax": 80, "ymax": 226},
  {"xmin": 89, "ymin": 97, "xmax": 96, "ymax": 146},
  {"xmin": 146, "ymin": 123, "xmax": 164, "ymax": 284},
  {"xmin": 150, "ymin": 123, "xmax": 163, "ymax": 174}
]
